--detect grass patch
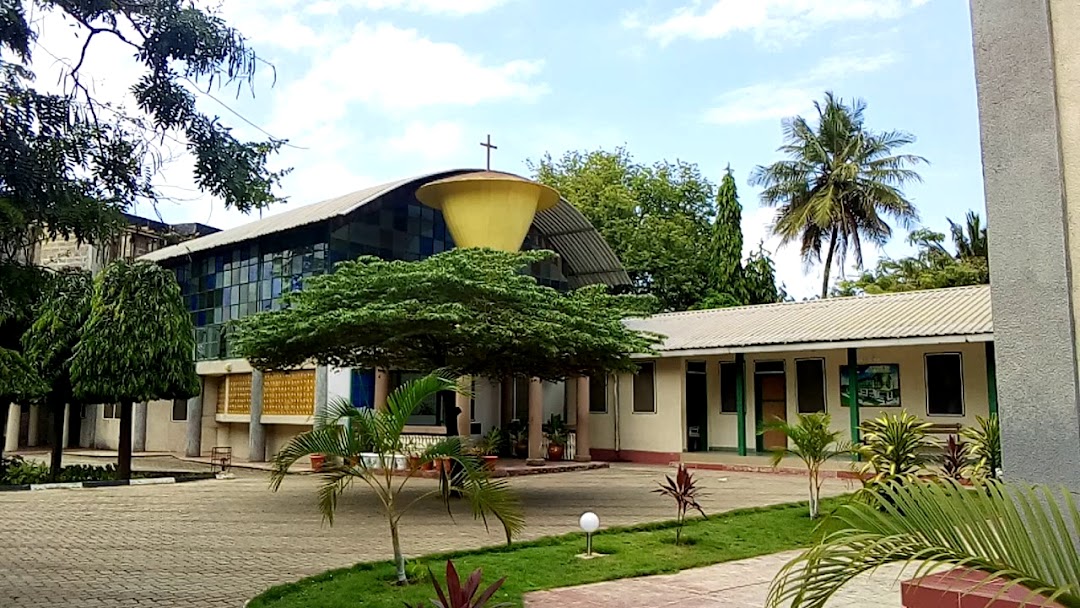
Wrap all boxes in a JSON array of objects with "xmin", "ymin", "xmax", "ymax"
[{"xmin": 248, "ymin": 497, "xmax": 848, "ymax": 608}]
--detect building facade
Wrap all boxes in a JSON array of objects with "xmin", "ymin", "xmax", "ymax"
[
  {"xmin": 587, "ymin": 286, "xmax": 996, "ymax": 464},
  {"xmin": 127, "ymin": 169, "xmax": 629, "ymax": 462}
]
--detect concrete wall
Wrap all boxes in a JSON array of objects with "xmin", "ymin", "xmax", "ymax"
[
  {"xmin": 591, "ymin": 342, "xmax": 992, "ymax": 460},
  {"xmin": 970, "ymin": 0, "xmax": 1080, "ymax": 487}
]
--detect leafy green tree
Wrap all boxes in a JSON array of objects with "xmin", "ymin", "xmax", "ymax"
[
  {"xmin": 21, "ymin": 269, "xmax": 93, "ymax": 478},
  {"xmin": 70, "ymin": 260, "xmax": 199, "ymax": 479},
  {"xmin": 0, "ymin": 1, "xmax": 283, "ymax": 375},
  {"xmin": 764, "ymin": 413, "xmax": 851, "ymax": 519},
  {"xmin": 271, "ymin": 374, "xmax": 524, "ymax": 585},
  {"xmin": 768, "ymin": 480, "xmax": 1080, "ymax": 608},
  {"xmin": 742, "ymin": 244, "xmax": 786, "ymax": 305},
  {"xmin": 236, "ymin": 249, "xmax": 659, "ymax": 431},
  {"xmin": 835, "ymin": 211, "xmax": 990, "ymax": 295},
  {"xmin": 751, "ymin": 92, "xmax": 926, "ymax": 298},
  {"xmin": 531, "ymin": 148, "xmax": 716, "ymax": 311},
  {"xmin": 0, "ymin": 348, "xmax": 46, "ymax": 460},
  {"xmin": 707, "ymin": 165, "xmax": 744, "ymax": 303}
]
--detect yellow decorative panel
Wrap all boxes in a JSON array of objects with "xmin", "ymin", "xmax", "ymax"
[
  {"xmin": 226, "ymin": 373, "xmax": 252, "ymax": 414},
  {"xmin": 263, "ymin": 370, "xmax": 315, "ymax": 416}
]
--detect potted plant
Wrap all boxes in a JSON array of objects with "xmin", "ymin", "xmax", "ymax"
[
  {"xmin": 310, "ymin": 453, "xmax": 326, "ymax": 472},
  {"xmin": 506, "ymin": 420, "xmax": 528, "ymax": 458},
  {"xmin": 474, "ymin": 427, "xmax": 502, "ymax": 470},
  {"xmin": 544, "ymin": 414, "xmax": 568, "ymax": 461}
]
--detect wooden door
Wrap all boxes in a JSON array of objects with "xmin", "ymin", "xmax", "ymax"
[{"xmin": 759, "ymin": 374, "xmax": 787, "ymax": 450}]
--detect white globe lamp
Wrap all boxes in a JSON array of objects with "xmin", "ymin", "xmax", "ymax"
[{"xmin": 579, "ymin": 511, "xmax": 600, "ymax": 556}]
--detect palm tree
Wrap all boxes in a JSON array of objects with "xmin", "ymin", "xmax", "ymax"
[
  {"xmin": 269, "ymin": 373, "xmax": 525, "ymax": 585},
  {"xmin": 949, "ymin": 210, "xmax": 988, "ymax": 259},
  {"xmin": 767, "ymin": 480, "xmax": 1080, "ymax": 608},
  {"xmin": 750, "ymin": 92, "xmax": 926, "ymax": 298},
  {"xmin": 764, "ymin": 413, "xmax": 851, "ymax": 519}
]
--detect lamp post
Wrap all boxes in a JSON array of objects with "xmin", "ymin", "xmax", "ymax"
[{"xmin": 579, "ymin": 511, "xmax": 600, "ymax": 557}]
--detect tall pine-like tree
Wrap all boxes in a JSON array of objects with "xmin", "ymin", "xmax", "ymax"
[{"xmin": 708, "ymin": 165, "xmax": 744, "ymax": 301}]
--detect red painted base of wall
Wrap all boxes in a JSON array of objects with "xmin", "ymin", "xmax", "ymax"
[
  {"xmin": 591, "ymin": 449, "xmax": 681, "ymax": 465},
  {"xmin": 683, "ymin": 461, "xmax": 864, "ymax": 481},
  {"xmin": 902, "ymin": 568, "xmax": 1063, "ymax": 607}
]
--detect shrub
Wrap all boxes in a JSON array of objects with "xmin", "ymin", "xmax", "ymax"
[
  {"xmin": 764, "ymin": 413, "xmax": 851, "ymax": 519},
  {"xmin": 409, "ymin": 560, "xmax": 509, "ymax": 608},
  {"xmin": 653, "ymin": 464, "xmax": 707, "ymax": 546},
  {"xmin": 940, "ymin": 434, "xmax": 968, "ymax": 482},
  {"xmin": 962, "ymin": 414, "xmax": 1002, "ymax": 480},
  {"xmin": 856, "ymin": 412, "xmax": 934, "ymax": 499}
]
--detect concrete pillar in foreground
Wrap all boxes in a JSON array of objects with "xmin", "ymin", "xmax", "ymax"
[
  {"xmin": 314, "ymin": 364, "xmax": 329, "ymax": 428},
  {"xmin": 374, "ymin": 368, "xmax": 390, "ymax": 412},
  {"xmin": 27, "ymin": 403, "xmax": 40, "ymax": 447},
  {"xmin": 969, "ymin": 0, "xmax": 1080, "ymax": 487},
  {"xmin": 526, "ymin": 377, "xmax": 544, "ymax": 465},
  {"xmin": 4, "ymin": 402, "xmax": 19, "ymax": 453},
  {"xmin": 185, "ymin": 383, "xmax": 204, "ymax": 458},
  {"xmin": 132, "ymin": 402, "xmax": 147, "ymax": 452},
  {"xmin": 248, "ymin": 370, "xmax": 266, "ymax": 462},
  {"xmin": 574, "ymin": 376, "xmax": 591, "ymax": 462},
  {"xmin": 456, "ymin": 376, "xmax": 471, "ymax": 437}
]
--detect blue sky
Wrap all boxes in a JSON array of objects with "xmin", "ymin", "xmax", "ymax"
[{"xmin": 34, "ymin": 0, "xmax": 985, "ymax": 298}]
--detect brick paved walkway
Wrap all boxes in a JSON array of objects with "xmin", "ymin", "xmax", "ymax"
[
  {"xmin": 0, "ymin": 458, "xmax": 853, "ymax": 607},
  {"xmin": 525, "ymin": 550, "xmax": 905, "ymax": 607}
]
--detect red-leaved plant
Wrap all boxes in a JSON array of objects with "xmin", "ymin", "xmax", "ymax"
[
  {"xmin": 412, "ymin": 560, "xmax": 509, "ymax": 608},
  {"xmin": 653, "ymin": 464, "xmax": 707, "ymax": 546}
]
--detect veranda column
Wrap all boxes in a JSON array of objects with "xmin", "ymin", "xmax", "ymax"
[
  {"xmin": 27, "ymin": 404, "xmax": 40, "ymax": 447},
  {"xmin": 526, "ymin": 377, "xmax": 544, "ymax": 465},
  {"xmin": 456, "ymin": 376, "xmax": 471, "ymax": 437},
  {"xmin": 499, "ymin": 377, "xmax": 513, "ymax": 426},
  {"xmin": 846, "ymin": 348, "xmax": 860, "ymax": 459},
  {"xmin": 314, "ymin": 365, "xmax": 328, "ymax": 429},
  {"xmin": 249, "ymin": 369, "xmax": 266, "ymax": 462},
  {"xmin": 61, "ymin": 403, "xmax": 70, "ymax": 448},
  {"xmin": 735, "ymin": 354, "xmax": 747, "ymax": 456},
  {"xmin": 132, "ymin": 402, "xmax": 148, "ymax": 453},
  {"xmin": 574, "ymin": 376, "xmax": 591, "ymax": 462},
  {"xmin": 185, "ymin": 380, "xmax": 204, "ymax": 457},
  {"xmin": 374, "ymin": 368, "xmax": 390, "ymax": 412},
  {"xmin": 4, "ymin": 402, "xmax": 19, "ymax": 453}
]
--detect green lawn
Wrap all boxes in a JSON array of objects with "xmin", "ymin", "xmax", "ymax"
[{"xmin": 248, "ymin": 498, "xmax": 847, "ymax": 608}]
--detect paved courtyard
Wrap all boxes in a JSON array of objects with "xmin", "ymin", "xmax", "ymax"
[{"xmin": 0, "ymin": 457, "xmax": 853, "ymax": 607}]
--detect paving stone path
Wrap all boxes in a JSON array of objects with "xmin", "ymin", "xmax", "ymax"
[
  {"xmin": 0, "ymin": 459, "xmax": 853, "ymax": 607},
  {"xmin": 526, "ymin": 550, "xmax": 905, "ymax": 607}
]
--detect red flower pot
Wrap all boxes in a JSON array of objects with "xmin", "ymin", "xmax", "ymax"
[{"xmin": 310, "ymin": 454, "xmax": 326, "ymax": 472}]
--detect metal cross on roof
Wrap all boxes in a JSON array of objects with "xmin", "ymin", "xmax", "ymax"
[{"xmin": 480, "ymin": 134, "xmax": 497, "ymax": 170}]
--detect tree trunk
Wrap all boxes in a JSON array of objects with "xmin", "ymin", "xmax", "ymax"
[
  {"xmin": 390, "ymin": 518, "xmax": 406, "ymax": 584},
  {"xmin": 808, "ymin": 468, "xmax": 819, "ymax": 520},
  {"xmin": 820, "ymin": 226, "xmax": 840, "ymax": 299},
  {"xmin": 49, "ymin": 397, "xmax": 64, "ymax": 480},
  {"xmin": 118, "ymin": 401, "xmax": 133, "ymax": 480}
]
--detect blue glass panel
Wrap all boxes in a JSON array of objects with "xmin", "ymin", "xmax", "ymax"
[{"xmin": 350, "ymin": 368, "xmax": 375, "ymax": 409}]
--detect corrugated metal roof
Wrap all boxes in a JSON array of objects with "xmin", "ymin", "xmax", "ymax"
[
  {"xmin": 626, "ymin": 285, "xmax": 993, "ymax": 353},
  {"xmin": 140, "ymin": 169, "xmax": 630, "ymax": 288}
]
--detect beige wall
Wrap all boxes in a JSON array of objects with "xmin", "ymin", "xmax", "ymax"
[{"xmin": 596, "ymin": 341, "xmax": 991, "ymax": 456}]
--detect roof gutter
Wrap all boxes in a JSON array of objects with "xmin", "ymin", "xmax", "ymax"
[{"xmin": 632, "ymin": 332, "xmax": 994, "ymax": 359}]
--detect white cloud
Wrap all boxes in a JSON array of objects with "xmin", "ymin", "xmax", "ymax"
[
  {"xmin": 386, "ymin": 121, "xmax": 467, "ymax": 162},
  {"xmin": 306, "ymin": 0, "xmax": 508, "ymax": 16},
  {"xmin": 703, "ymin": 53, "xmax": 896, "ymax": 125},
  {"xmin": 267, "ymin": 22, "xmax": 546, "ymax": 136},
  {"xmin": 637, "ymin": 0, "xmax": 927, "ymax": 47}
]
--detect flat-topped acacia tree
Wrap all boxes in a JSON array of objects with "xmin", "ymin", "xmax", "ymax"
[
  {"xmin": 70, "ymin": 260, "xmax": 199, "ymax": 479},
  {"xmin": 235, "ymin": 248, "xmax": 661, "ymax": 429},
  {"xmin": 21, "ymin": 269, "xmax": 93, "ymax": 478}
]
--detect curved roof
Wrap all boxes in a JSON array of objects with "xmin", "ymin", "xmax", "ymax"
[
  {"xmin": 141, "ymin": 169, "xmax": 630, "ymax": 288},
  {"xmin": 627, "ymin": 285, "xmax": 992, "ymax": 355}
]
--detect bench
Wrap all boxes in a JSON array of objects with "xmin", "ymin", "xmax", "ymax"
[{"xmin": 925, "ymin": 423, "xmax": 962, "ymax": 438}]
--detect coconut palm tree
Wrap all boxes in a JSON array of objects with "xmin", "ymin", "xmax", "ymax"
[
  {"xmin": 767, "ymin": 480, "xmax": 1080, "ymax": 608},
  {"xmin": 750, "ymin": 92, "xmax": 926, "ymax": 298},
  {"xmin": 269, "ymin": 373, "xmax": 525, "ymax": 585},
  {"xmin": 764, "ymin": 413, "xmax": 851, "ymax": 519},
  {"xmin": 949, "ymin": 210, "xmax": 989, "ymax": 259}
]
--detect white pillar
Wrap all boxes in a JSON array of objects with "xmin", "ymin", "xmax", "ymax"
[
  {"xmin": 4, "ymin": 403, "xmax": 19, "ymax": 453},
  {"xmin": 185, "ymin": 384, "xmax": 204, "ymax": 457},
  {"xmin": 526, "ymin": 378, "xmax": 544, "ymax": 465},
  {"xmin": 133, "ymin": 402, "xmax": 147, "ymax": 452},
  {"xmin": 27, "ymin": 404, "xmax": 40, "ymax": 447},
  {"xmin": 314, "ymin": 365, "xmax": 329, "ymax": 428},
  {"xmin": 575, "ymin": 376, "xmax": 591, "ymax": 462},
  {"xmin": 61, "ymin": 403, "xmax": 70, "ymax": 449},
  {"xmin": 248, "ymin": 370, "xmax": 265, "ymax": 462},
  {"xmin": 374, "ymin": 368, "xmax": 390, "ymax": 411},
  {"xmin": 456, "ymin": 376, "xmax": 472, "ymax": 437}
]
